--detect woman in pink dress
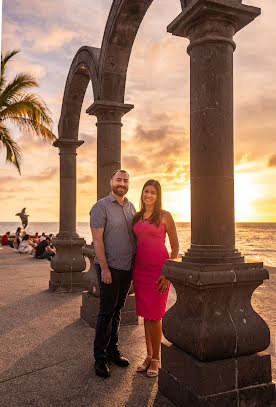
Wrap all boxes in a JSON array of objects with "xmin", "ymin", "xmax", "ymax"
[{"xmin": 132, "ymin": 180, "xmax": 179, "ymax": 377}]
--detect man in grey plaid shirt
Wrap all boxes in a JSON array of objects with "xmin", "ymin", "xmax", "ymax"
[{"xmin": 90, "ymin": 169, "xmax": 136, "ymax": 378}]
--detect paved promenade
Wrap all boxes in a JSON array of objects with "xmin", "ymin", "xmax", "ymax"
[{"xmin": 0, "ymin": 246, "xmax": 275, "ymax": 406}]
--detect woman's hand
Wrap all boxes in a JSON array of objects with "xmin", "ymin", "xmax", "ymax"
[{"xmin": 157, "ymin": 275, "xmax": 169, "ymax": 294}]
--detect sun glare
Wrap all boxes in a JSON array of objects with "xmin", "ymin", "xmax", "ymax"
[
  {"xmin": 234, "ymin": 173, "xmax": 259, "ymax": 222},
  {"xmin": 163, "ymin": 186, "xmax": 191, "ymax": 222},
  {"xmin": 161, "ymin": 173, "xmax": 260, "ymax": 223}
]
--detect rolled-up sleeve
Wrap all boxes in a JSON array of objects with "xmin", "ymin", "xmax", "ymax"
[{"xmin": 90, "ymin": 202, "xmax": 106, "ymax": 228}]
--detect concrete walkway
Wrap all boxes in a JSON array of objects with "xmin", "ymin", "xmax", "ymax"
[{"xmin": 0, "ymin": 246, "xmax": 275, "ymax": 406}]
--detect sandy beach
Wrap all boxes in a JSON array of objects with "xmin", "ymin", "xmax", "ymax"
[{"xmin": 0, "ymin": 246, "xmax": 275, "ymax": 406}]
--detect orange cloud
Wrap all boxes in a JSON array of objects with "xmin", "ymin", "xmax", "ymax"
[
  {"xmin": 78, "ymin": 175, "xmax": 95, "ymax": 184},
  {"xmin": 34, "ymin": 28, "xmax": 80, "ymax": 52}
]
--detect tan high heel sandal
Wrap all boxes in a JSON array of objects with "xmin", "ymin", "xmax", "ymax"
[
  {"xmin": 136, "ymin": 354, "xmax": 152, "ymax": 373},
  {"xmin": 146, "ymin": 358, "xmax": 160, "ymax": 377}
]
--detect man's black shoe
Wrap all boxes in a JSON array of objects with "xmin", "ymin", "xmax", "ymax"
[
  {"xmin": 107, "ymin": 351, "xmax": 130, "ymax": 367},
  {"xmin": 94, "ymin": 360, "xmax": 110, "ymax": 378}
]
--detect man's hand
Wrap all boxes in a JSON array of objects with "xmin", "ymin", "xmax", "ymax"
[
  {"xmin": 101, "ymin": 267, "xmax": 112, "ymax": 284},
  {"xmin": 46, "ymin": 245, "xmax": 54, "ymax": 252},
  {"xmin": 91, "ymin": 228, "xmax": 112, "ymax": 284},
  {"xmin": 156, "ymin": 275, "xmax": 169, "ymax": 294}
]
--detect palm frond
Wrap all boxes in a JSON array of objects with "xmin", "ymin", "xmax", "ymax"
[
  {"xmin": 1, "ymin": 93, "xmax": 56, "ymax": 141},
  {"xmin": 6, "ymin": 116, "xmax": 56, "ymax": 141},
  {"xmin": 0, "ymin": 50, "xmax": 56, "ymax": 173},
  {"xmin": 0, "ymin": 74, "xmax": 38, "ymax": 108},
  {"xmin": 1, "ymin": 50, "xmax": 20, "ymax": 77},
  {"xmin": 0, "ymin": 50, "xmax": 20, "ymax": 93},
  {"xmin": 1, "ymin": 93, "xmax": 52, "ymax": 123},
  {"xmin": 0, "ymin": 124, "xmax": 22, "ymax": 173}
]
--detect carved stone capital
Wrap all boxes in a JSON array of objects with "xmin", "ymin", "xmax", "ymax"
[
  {"xmin": 53, "ymin": 139, "xmax": 84, "ymax": 154},
  {"xmin": 86, "ymin": 100, "xmax": 134, "ymax": 125},
  {"xmin": 167, "ymin": 0, "xmax": 261, "ymax": 40}
]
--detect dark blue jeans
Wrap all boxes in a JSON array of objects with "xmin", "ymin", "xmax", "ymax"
[
  {"xmin": 38, "ymin": 251, "xmax": 55, "ymax": 260},
  {"xmin": 94, "ymin": 264, "xmax": 132, "ymax": 362},
  {"xmin": 3, "ymin": 241, "xmax": 14, "ymax": 248}
]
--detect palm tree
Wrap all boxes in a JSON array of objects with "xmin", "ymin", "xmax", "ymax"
[{"xmin": 0, "ymin": 50, "xmax": 56, "ymax": 174}]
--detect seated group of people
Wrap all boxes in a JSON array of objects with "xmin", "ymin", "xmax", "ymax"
[{"xmin": 1, "ymin": 230, "xmax": 56, "ymax": 261}]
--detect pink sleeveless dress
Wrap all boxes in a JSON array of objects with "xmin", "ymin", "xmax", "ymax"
[{"xmin": 132, "ymin": 218, "xmax": 170, "ymax": 320}]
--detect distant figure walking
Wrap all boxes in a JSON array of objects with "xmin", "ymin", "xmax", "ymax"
[
  {"xmin": 14, "ymin": 227, "xmax": 21, "ymax": 249},
  {"xmin": 35, "ymin": 236, "xmax": 55, "ymax": 261},
  {"xmin": 1, "ymin": 232, "xmax": 14, "ymax": 248},
  {"xmin": 16, "ymin": 208, "xmax": 29, "ymax": 229}
]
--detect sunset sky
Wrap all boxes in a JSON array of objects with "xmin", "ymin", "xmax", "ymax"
[{"xmin": 1, "ymin": 0, "xmax": 276, "ymax": 222}]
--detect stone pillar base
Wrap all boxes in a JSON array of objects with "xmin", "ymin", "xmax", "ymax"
[
  {"xmin": 51, "ymin": 236, "xmax": 86, "ymax": 273},
  {"xmin": 183, "ymin": 245, "xmax": 244, "ymax": 264},
  {"xmin": 49, "ymin": 270, "xmax": 86, "ymax": 293},
  {"xmin": 80, "ymin": 291, "xmax": 138, "ymax": 327},
  {"xmin": 159, "ymin": 343, "xmax": 275, "ymax": 407}
]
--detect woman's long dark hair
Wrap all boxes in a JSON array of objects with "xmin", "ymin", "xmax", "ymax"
[{"xmin": 133, "ymin": 180, "xmax": 162, "ymax": 227}]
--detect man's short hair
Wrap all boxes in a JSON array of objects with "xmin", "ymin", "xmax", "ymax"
[
  {"xmin": 45, "ymin": 236, "xmax": 51, "ymax": 241},
  {"xmin": 111, "ymin": 169, "xmax": 129, "ymax": 179}
]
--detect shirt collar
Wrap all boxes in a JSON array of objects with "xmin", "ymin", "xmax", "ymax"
[{"xmin": 109, "ymin": 192, "xmax": 129, "ymax": 203}]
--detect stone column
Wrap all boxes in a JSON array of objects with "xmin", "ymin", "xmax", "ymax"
[
  {"xmin": 159, "ymin": 1, "xmax": 275, "ymax": 406},
  {"xmin": 86, "ymin": 100, "xmax": 134, "ymax": 199},
  {"xmin": 80, "ymin": 100, "xmax": 138, "ymax": 326},
  {"xmin": 49, "ymin": 139, "xmax": 86, "ymax": 292}
]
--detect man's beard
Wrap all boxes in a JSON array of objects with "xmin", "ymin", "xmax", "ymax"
[{"xmin": 111, "ymin": 185, "xmax": 128, "ymax": 197}]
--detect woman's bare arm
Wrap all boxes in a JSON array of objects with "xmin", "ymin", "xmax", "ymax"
[
  {"xmin": 163, "ymin": 211, "xmax": 179, "ymax": 259},
  {"xmin": 157, "ymin": 211, "xmax": 180, "ymax": 293}
]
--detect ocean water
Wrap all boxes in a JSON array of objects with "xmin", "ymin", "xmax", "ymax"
[{"xmin": 1, "ymin": 222, "xmax": 275, "ymax": 267}]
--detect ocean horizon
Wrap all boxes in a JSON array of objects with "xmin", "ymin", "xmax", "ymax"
[{"xmin": 1, "ymin": 221, "xmax": 275, "ymax": 267}]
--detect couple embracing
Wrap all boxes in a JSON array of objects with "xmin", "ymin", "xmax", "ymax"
[{"xmin": 90, "ymin": 170, "xmax": 179, "ymax": 379}]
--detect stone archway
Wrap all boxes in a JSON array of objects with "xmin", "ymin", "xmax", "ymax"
[
  {"xmin": 50, "ymin": 46, "xmax": 100, "ymax": 292},
  {"xmin": 98, "ymin": 0, "xmax": 154, "ymax": 102},
  {"xmin": 58, "ymin": 46, "xmax": 100, "ymax": 139}
]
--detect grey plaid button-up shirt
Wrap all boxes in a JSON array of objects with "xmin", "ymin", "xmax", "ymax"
[{"xmin": 89, "ymin": 193, "xmax": 136, "ymax": 271}]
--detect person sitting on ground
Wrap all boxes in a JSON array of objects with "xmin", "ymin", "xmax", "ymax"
[
  {"xmin": 32, "ymin": 232, "xmax": 39, "ymax": 244},
  {"xmin": 18, "ymin": 234, "xmax": 36, "ymax": 254},
  {"xmin": 35, "ymin": 236, "xmax": 56, "ymax": 260},
  {"xmin": 39, "ymin": 232, "xmax": 46, "ymax": 242},
  {"xmin": 1, "ymin": 232, "xmax": 14, "ymax": 248}
]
